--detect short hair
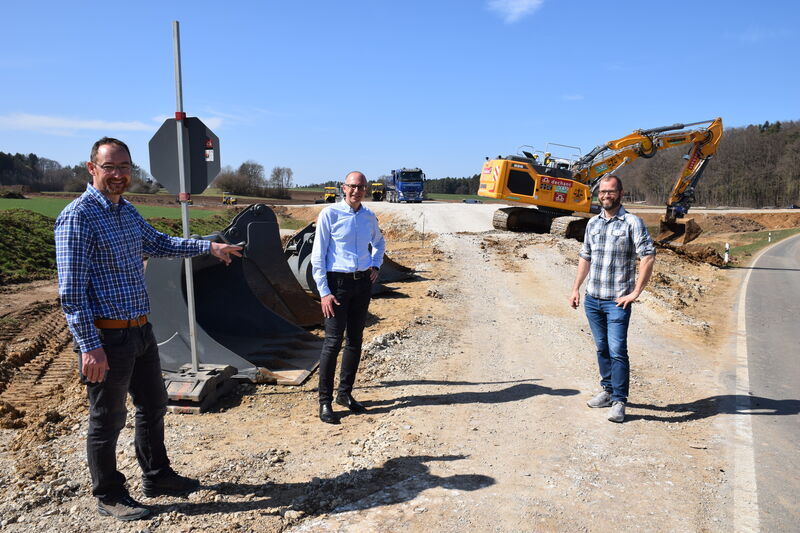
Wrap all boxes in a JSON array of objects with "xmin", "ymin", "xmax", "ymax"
[
  {"xmin": 601, "ymin": 174, "xmax": 623, "ymax": 191},
  {"xmin": 90, "ymin": 137, "xmax": 132, "ymax": 163}
]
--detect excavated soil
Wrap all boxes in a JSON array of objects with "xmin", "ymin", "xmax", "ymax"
[{"xmin": 0, "ymin": 204, "xmax": 796, "ymax": 531}]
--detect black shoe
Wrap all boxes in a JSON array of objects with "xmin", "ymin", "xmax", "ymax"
[
  {"xmin": 335, "ymin": 393, "xmax": 367, "ymax": 413},
  {"xmin": 319, "ymin": 402, "xmax": 339, "ymax": 424},
  {"xmin": 97, "ymin": 495, "xmax": 150, "ymax": 521},
  {"xmin": 142, "ymin": 470, "xmax": 200, "ymax": 498}
]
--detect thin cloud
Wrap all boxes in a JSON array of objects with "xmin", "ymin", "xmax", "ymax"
[
  {"xmin": 562, "ymin": 94, "xmax": 584, "ymax": 101},
  {"xmin": 738, "ymin": 27, "xmax": 792, "ymax": 44},
  {"xmin": 488, "ymin": 0, "xmax": 544, "ymax": 23},
  {"xmin": 0, "ymin": 113, "xmax": 152, "ymax": 134}
]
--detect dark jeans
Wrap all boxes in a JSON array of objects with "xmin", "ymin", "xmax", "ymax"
[
  {"xmin": 318, "ymin": 273, "xmax": 372, "ymax": 404},
  {"xmin": 79, "ymin": 323, "xmax": 171, "ymax": 502},
  {"xmin": 584, "ymin": 293, "xmax": 632, "ymax": 403}
]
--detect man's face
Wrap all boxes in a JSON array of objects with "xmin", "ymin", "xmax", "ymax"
[
  {"xmin": 88, "ymin": 144, "xmax": 132, "ymax": 199},
  {"xmin": 342, "ymin": 174, "xmax": 367, "ymax": 205},
  {"xmin": 598, "ymin": 180, "xmax": 622, "ymax": 211}
]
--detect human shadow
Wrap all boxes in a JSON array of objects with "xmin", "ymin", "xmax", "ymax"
[
  {"xmin": 358, "ymin": 382, "xmax": 579, "ymax": 415},
  {"xmin": 626, "ymin": 395, "xmax": 800, "ymax": 423},
  {"xmin": 365, "ymin": 378, "xmax": 541, "ymax": 389},
  {"xmin": 149, "ymin": 454, "xmax": 493, "ymax": 518}
]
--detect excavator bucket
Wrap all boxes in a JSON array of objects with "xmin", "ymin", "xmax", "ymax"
[
  {"xmin": 656, "ymin": 216, "xmax": 703, "ymax": 245},
  {"xmin": 145, "ymin": 204, "xmax": 324, "ymax": 385},
  {"xmin": 284, "ymin": 222, "xmax": 414, "ymax": 295}
]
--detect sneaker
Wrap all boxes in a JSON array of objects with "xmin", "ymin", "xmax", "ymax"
[
  {"xmin": 142, "ymin": 470, "xmax": 200, "ymax": 498},
  {"xmin": 97, "ymin": 495, "xmax": 150, "ymax": 521},
  {"xmin": 608, "ymin": 401, "xmax": 626, "ymax": 423},
  {"xmin": 586, "ymin": 390, "xmax": 612, "ymax": 408}
]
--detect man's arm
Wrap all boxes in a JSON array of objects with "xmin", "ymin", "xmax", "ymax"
[
  {"xmin": 311, "ymin": 210, "xmax": 339, "ymax": 317},
  {"xmin": 569, "ymin": 257, "xmax": 591, "ymax": 309},
  {"xmin": 369, "ymin": 216, "xmax": 385, "ymax": 282},
  {"xmin": 615, "ymin": 253, "xmax": 655, "ymax": 309},
  {"xmin": 55, "ymin": 211, "xmax": 108, "ymax": 382}
]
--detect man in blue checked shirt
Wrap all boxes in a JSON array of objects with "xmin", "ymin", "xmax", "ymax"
[
  {"xmin": 569, "ymin": 175, "xmax": 655, "ymax": 424},
  {"xmin": 311, "ymin": 171, "xmax": 385, "ymax": 424},
  {"xmin": 55, "ymin": 137, "xmax": 241, "ymax": 521}
]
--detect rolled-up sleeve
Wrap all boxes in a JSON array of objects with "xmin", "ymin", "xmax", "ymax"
[{"xmin": 632, "ymin": 217, "xmax": 656, "ymax": 257}]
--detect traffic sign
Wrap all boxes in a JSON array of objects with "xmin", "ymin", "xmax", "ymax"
[{"xmin": 149, "ymin": 117, "xmax": 220, "ymax": 194}]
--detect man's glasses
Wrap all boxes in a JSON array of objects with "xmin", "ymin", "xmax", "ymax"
[
  {"xmin": 94, "ymin": 162, "xmax": 132, "ymax": 174},
  {"xmin": 344, "ymin": 184, "xmax": 366, "ymax": 190}
]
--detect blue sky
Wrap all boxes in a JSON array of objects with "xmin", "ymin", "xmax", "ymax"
[{"xmin": 1, "ymin": 0, "xmax": 798, "ymax": 187}]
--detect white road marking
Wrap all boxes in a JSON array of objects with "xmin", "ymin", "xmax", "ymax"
[{"xmin": 733, "ymin": 245, "xmax": 774, "ymax": 533}]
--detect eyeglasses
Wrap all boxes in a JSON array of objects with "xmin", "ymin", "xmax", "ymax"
[
  {"xmin": 344, "ymin": 184, "xmax": 366, "ymax": 190},
  {"xmin": 94, "ymin": 162, "xmax": 132, "ymax": 174},
  {"xmin": 598, "ymin": 190, "xmax": 620, "ymax": 196}
]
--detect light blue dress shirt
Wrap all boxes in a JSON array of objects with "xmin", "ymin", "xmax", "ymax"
[{"xmin": 311, "ymin": 200, "xmax": 385, "ymax": 297}]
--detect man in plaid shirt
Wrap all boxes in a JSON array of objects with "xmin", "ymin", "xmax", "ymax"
[
  {"xmin": 569, "ymin": 175, "xmax": 655, "ymax": 423},
  {"xmin": 55, "ymin": 137, "xmax": 241, "ymax": 521}
]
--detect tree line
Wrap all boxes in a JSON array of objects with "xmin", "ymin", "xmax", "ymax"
[{"xmin": 1, "ymin": 120, "xmax": 798, "ymax": 206}]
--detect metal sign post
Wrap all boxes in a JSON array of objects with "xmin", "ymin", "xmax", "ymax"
[
  {"xmin": 147, "ymin": 21, "xmax": 236, "ymax": 413},
  {"xmin": 172, "ymin": 21, "xmax": 200, "ymax": 373}
]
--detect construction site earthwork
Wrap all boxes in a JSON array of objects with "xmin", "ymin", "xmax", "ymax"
[{"xmin": 1, "ymin": 193, "xmax": 799, "ymax": 532}]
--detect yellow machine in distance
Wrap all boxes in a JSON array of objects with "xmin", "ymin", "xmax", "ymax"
[
  {"xmin": 370, "ymin": 182, "xmax": 385, "ymax": 201},
  {"xmin": 323, "ymin": 186, "xmax": 337, "ymax": 203},
  {"xmin": 222, "ymin": 191, "xmax": 237, "ymax": 205},
  {"xmin": 478, "ymin": 118, "xmax": 724, "ymax": 244}
]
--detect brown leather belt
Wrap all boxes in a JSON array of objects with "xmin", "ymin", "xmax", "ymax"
[{"xmin": 94, "ymin": 315, "xmax": 148, "ymax": 329}]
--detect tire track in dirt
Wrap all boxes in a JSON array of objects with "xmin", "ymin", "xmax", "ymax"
[{"xmin": 0, "ymin": 301, "xmax": 75, "ymax": 419}]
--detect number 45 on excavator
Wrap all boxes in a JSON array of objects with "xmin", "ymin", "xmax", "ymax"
[{"xmin": 478, "ymin": 118, "xmax": 723, "ymax": 244}]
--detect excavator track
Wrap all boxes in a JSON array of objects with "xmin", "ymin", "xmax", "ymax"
[
  {"xmin": 550, "ymin": 216, "xmax": 589, "ymax": 241},
  {"xmin": 492, "ymin": 207, "xmax": 554, "ymax": 233}
]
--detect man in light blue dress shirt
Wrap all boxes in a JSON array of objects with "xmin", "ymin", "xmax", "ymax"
[{"xmin": 311, "ymin": 171, "xmax": 385, "ymax": 424}]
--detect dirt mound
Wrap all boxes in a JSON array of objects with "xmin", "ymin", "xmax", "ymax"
[
  {"xmin": 700, "ymin": 215, "xmax": 765, "ymax": 233},
  {"xmin": 660, "ymin": 244, "xmax": 725, "ymax": 267}
]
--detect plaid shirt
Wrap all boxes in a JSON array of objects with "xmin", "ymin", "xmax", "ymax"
[
  {"xmin": 579, "ymin": 206, "xmax": 656, "ymax": 299},
  {"xmin": 55, "ymin": 184, "xmax": 211, "ymax": 352}
]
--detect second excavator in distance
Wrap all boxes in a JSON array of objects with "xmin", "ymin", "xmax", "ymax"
[{"xmin": 478, "ymin": 118, "xmax": 723, "ymax": 244}]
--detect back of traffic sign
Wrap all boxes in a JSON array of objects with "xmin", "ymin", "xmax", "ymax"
[{"xmin": 149, "ymin": 117, "xmax": 220, "ymax": 194}]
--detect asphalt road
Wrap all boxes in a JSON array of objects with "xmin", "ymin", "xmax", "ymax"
[{"xmin": 744, "ymin": 233, "xmax": 800, "ymax": 531}]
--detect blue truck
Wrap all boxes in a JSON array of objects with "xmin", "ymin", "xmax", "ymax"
[{"xmin": 385, "ymin": 167, "xmax": 425, "ymax": 203}]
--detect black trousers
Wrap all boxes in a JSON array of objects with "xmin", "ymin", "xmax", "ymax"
[
  {"xmin": 79, "ymin": 323, "xmax": 172, "ymax": 502},
  {"xmin": 318, "ymin": 273, "xmax": 372, "ymax": 404}
]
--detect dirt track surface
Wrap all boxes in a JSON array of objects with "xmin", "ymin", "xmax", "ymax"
[{"xmin": 0, "ymin": 202, "xmax": 796, "ymax": 531}]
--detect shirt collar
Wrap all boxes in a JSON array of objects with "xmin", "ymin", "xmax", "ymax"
[
  {"xmin": 86, "ymin": 183, "xmax": 128, "ymax": 211},
  {"xmin": 337, "ymin": 199, "xmax": 363, "ymax": 214},
  {"xmin": 600, "ymin": 205, "xmax": 627, "ymax": 221}
]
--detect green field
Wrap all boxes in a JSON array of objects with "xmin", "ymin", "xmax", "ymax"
[
  {"xmin": 0, "ymin": 197, "xmax": 224, "ymax": 219},
  {"xmin": 425, "ymin": 193, "xmax": 504, "ymax": 203}
]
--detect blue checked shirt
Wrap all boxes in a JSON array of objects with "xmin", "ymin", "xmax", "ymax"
[
  {"xmin": 579, "ymin": 206, "xmax": 656, "ymax": 300},
  {"xmin": 55, "ymin": 184, "xmax": 211, "ymax": 352},
  {"xmin": 311, "ymin": 200, "xmax": 385, "ymax": 297}
]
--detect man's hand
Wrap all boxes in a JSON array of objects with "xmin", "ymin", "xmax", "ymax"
[
  {"xmin": 320, "ymin": 294, "xmax": 340, "ymax": 318},
  {"xmin": 369, "ymin": 266, "xmax": 379, "ymax": 283},
  {"xmin": 569, "ymin": 290, "xmax": 581, "ymax": 309},
  {"xmin": 210, "ymin": 242, "xmax": 243, "ymax": 265},
  {"xmin": 82, "ymin": 347, "xmax": 109, "ymax": 383},
  {"xmin": 615, "ymin": 292, "xmax": 638, "ymax": 309}
]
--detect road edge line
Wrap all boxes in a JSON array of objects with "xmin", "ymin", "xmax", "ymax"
[{"xmin": 732, "ymin": 244, "xmax": 774, "ymax": 533}]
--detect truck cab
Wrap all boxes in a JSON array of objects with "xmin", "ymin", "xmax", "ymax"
[{"xmin": 386, "ymin": 168, "xmax": 425, "ymax": 203}]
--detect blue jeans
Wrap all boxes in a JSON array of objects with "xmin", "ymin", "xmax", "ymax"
[
  {"xmin": 80, "ymin": 323, "xmax": 171, "ymax": 502},
  {"xmin": 584, "ymin": 293, "xmax": 632, "ymax": 403}
]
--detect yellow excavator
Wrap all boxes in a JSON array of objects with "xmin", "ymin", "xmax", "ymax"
[{"xmin": 478, "ymin": 118, "xmax": 724, "ymax": 244}]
